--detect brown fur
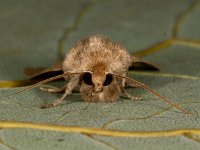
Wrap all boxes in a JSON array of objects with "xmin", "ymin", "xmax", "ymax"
[{"xmin": 63, "ymin": 35, "xmax": 132, "ymax": 102}]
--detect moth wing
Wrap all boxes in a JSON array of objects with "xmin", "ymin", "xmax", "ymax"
[
  {"xmin": 24, "ymin": 60, "xmax": 64, "ymax": 79},
  {"xmin": 129, "ymin": 55, "xmax": 159, "ymax": 71}
]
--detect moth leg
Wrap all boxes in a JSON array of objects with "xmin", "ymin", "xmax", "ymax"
[
  {"xmin": 126, "ymin": 82, "xmax": 141, "ymax": 88},
  {"xmin": 41, "ymin": 89, "xmax": 71, "ymax": 108},
  {"xmin": 121, "ymin": 87, "xmax": 142, "ymax": 101},
  {"xmin": 39, "ymin": 84, "xmax": 67, "ymax": 93},
  {"xmin": 41, "ymin": 75, "xmax": 80, "ymax": 108}
]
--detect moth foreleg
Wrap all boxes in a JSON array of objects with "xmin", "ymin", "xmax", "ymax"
[
  {"xmin": 41, "ymin": 75, "xmax": 80, "ymax": 108},
  {"xmin": 120, "ymin": 77, "xmax": 142, "ymax": 101},
  {"xmin": 120, "ymin": 86, "xmax": 142, "ymax": 101}
]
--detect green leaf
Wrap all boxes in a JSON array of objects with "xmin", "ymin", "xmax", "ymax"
[{"xmin": 0, "ymin": 0, "xmax": 200, "ymax": 150}]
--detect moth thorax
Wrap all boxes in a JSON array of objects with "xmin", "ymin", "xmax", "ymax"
[{"xmin": 92, "ymin": 63, "xmax": 106, "ymax": 92}]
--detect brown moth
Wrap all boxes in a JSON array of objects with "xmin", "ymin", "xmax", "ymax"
[{"xmin": 15, "ymin": 35, "xmax": 193, "ymax": 114}]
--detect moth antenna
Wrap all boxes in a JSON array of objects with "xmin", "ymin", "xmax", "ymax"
[
  {"xmin": 3, "ymin": 71, "xmax": 86, "ymax": 98},
  {"xmin": 109, "ymin": 72, "xmax": 196, "ymax": 115}
]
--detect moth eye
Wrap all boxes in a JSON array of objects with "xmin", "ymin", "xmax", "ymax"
[
  {"xmin": 82, "ymin": 73, "xmax": 93, "ymax": 85},
  {"xmin": 103, "ymin": 74, "xmax": 113, "ymax": 86}
]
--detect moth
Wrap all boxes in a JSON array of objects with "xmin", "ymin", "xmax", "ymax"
[{"xmin": 17, "ymin": 35, "xmax": 193, "ymax": 114}]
